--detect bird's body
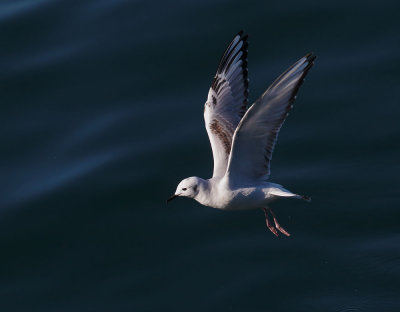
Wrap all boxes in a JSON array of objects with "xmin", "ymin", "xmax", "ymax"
[
  {"xmin": 168, "ymin": 31, "xmax": 316, "ymax": 236},
  {"xmin": 189, "ymin": 177, "xmax": 300, "ymax": 211}
]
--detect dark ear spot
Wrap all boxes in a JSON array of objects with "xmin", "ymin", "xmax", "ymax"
[{"xmin": 193, "ymin": 185, "xmax": 198, "ymax": 192}]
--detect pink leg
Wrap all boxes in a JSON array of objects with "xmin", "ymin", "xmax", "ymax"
[
  {"xmin": 268, "ymin": 208, "xmax": 291, "ymax": 237},
  {"xmin": 263, "ymin": 208, "xmax": 278, "ymax": 236}
]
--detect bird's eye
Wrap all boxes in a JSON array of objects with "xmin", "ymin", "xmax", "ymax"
[{"xmin": 182, "ymin": 188, "xmax": 187, "ymax": 191}]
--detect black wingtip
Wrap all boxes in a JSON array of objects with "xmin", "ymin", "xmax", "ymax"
[
  {"xmin": 235, "ymin": 30, "xmax": 249, "ymax": 42},
  {"xmin": 304, "ymin": 52, "xmax": 317, "ymax": 63},
  {"xmin": 304, "ymin": 52, "xmax": 313, "ymax": 58}
]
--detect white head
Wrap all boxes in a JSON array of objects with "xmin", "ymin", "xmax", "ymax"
[{"xmin": 167, "ymin": 177, "xmax": 203, "ymax": 202}]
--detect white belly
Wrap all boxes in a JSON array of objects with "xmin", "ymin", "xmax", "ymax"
[
  {"xmin": 194, "ymin": 180, "xmax": 289, "ymax": 211},
  {"xmin": 201, "ymin": 185, "xmax": 277, "ymax": 210}
]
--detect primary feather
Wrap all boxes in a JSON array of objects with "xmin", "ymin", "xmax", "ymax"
[
  {"xmin": 204, "ymin": 31, "xmax": 249, "ymax": 178},
  {"xmin": 226, "ymin": 53, "xmax": 316, "ymax": 186}
]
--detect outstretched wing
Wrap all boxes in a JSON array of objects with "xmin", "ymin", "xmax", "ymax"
[
  {"xmin": 226, "ymin": 53, "xmax": 316, "ymax": 185},
  {"xmin": 204, "ymin": 31, "xmax": 249, "ymax": 178}
]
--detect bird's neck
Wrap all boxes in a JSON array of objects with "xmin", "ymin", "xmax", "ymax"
[{"xmin": 194, "ymin": 177, "xmax": 226, "ymax": 209}]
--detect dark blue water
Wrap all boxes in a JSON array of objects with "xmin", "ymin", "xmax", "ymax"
[{"xmin": 1, "ymin": 0, "xmax": 400, "ymax": 311}]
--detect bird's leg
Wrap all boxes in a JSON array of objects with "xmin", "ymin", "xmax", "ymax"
[
  {"xmin": 268, "ymin": 208, "xmax": 291, "ymax": 237},
  {"xmin": 263, "ymin": 208, "xmax": 278, "ymax": 236}
]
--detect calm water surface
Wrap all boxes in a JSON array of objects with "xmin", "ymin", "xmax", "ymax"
[{"xmin": 1, "ymin": 0, "xmax": 400, "ymax": 311}]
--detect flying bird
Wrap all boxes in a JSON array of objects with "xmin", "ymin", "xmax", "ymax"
[{"xmin": 168, "ymin": 31, "xmax": 316, "ymax": 237}]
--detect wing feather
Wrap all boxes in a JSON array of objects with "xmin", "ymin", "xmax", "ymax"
[
  {"xmin": 204, "ymin": 31, "xmax": 249, "ymax": 178},
  {"xmin": 226, "ymin": 53, "xmax": 316, "ymax": 185}
]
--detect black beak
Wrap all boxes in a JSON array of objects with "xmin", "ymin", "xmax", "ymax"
[{"xmin": 167, "ymin": 194, "xmax": 178, "ymax": 203}]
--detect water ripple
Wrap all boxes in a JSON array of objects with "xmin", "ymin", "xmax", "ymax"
[{"xmin": 0, "ymin": 0, "xmax": 50, "ymax": 22}]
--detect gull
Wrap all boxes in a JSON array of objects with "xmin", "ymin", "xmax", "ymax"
[{"xmin": 168, "ymin": 31, "xmax": 316, "ymax": 237}]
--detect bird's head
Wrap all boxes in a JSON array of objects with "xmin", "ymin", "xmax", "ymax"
[{"xmin": 167, "ymin": 177, "xmax": 202, "ymax": 202}]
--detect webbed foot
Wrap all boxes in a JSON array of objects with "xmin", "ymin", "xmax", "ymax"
[{"xmin": 263, "ymin": 207, "xmax": 290, "ymax": 237}]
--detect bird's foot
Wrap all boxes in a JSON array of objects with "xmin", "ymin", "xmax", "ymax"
[
  {"xmin": 263, "ymin": 208, "xmax": 290, "ymax": 237},
  {"xmin": 263, "ymin": 208, "xmax": 278, "ymax": 236},
  {"xmin": 269, "ymin": 208, "xmax": 291, "ymax": 237}
]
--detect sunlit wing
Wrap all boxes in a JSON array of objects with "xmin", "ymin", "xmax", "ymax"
[
  {"xmin": 204, "ymin": 31, "xmax": 249, "ymax": 178},
  {"xmin": 226, "ymin": 53, "xmax": 316, "ymax": 185}
]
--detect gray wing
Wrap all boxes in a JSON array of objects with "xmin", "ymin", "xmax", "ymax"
[
  {"xmin": 226, "ymin": 53, "xmax": 316, "ymax": 185},
  {"xmin": 204, "ymin": 31, "xmax": 249, "ymax": 178}
]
